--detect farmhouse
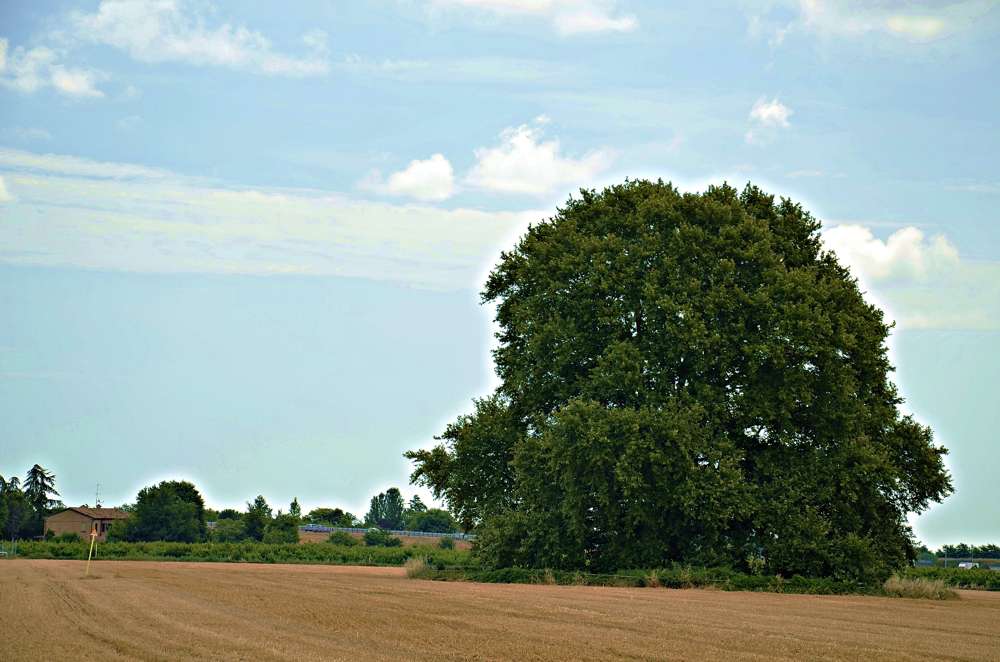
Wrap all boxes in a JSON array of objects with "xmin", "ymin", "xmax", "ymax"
[{"xmin": 44, "ymin": 507, "xmax": 130, "ymax": 541}]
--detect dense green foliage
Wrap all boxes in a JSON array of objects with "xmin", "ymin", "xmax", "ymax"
[
  {"xmin": 10, "ymin": 540, "xmax": 470, "ymax": 566},
  {"xmin": 365, "ymin": 488, "xmax": 406, "ymax": 530},
  {"xmin": 408, "ymin": 181, "xmax": 953, "ymax": 582},
  {"xmin": 1, "ymin": 466, "xmax": 62, "ymax": 540},
  {"xmin": 307, "ymin": 508, "xmax": 358, "ymax": 527},
  {"xmin": 405, "ymin": 508, "xmax": 458, "ymax": 533},
  {"xmin": 108, "ymin": 481, "xmax": 207, "ymax": 542},
  {"xmin": 902, "ymin": 567, "xmax": 1000, "ymax": 590},
  {"xmin": 327, "ymin": 531, "xmax": 359, "ymax": 546},
  {"xmin": 243, "ymin": 495, "xmax": 272, "ymax": 541},
  {"xmin": 209, "ymin": 518, "xmax": 247, "ymax": 542},
  {"xmin": 262, "ymin": 513, "xmax": 300, "ymax": 544},
  {"xmin": 363, "ymin": 528, "xmax": 402, "ymax": 547},
  {"xmin": 935, "ymin": 543, "xmax": 1000, "ymax": 559}
]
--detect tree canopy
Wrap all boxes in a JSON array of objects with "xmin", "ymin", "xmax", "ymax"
[
  {"xmin": 111, "ymin": 480, "xmax": 207, "ymax": 543},
  {"xmin": 365, "ymin": 488, "xmax": 406, "ymax": 530},
  {"xmin": 407, "ymin": 180, "xmax": 952, "ymax": 581}
]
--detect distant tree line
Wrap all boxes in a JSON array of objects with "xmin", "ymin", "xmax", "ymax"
[
  {"xmin": 2, "ymin": 466, "xmax": 457, "ymax": 545},
  {"xmin": 933, "ymin": 544, "xmax": 1000, "ymax": 559},
  {"xmin": 1, "ymin": 465, "xmax": 63, "ymax": 540}
]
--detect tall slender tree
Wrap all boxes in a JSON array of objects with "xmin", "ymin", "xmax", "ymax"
[{"xmin": 22, "ymin": 464, "xmax": 61, "ymax": 538}]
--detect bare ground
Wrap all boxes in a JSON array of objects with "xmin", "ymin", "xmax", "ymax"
[{"xmin": 2, "ymin": 560, "xmax": 998, "ymax": 661}]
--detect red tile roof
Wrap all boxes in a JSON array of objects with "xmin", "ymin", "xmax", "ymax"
[{"xmin": 66, "ymin": 507, "xmax": 130, "ymax": 520}]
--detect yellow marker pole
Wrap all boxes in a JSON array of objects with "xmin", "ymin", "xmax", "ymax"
[{"xmin": 85, "ymin": 525, "xmax": 97, "ymax": 577}]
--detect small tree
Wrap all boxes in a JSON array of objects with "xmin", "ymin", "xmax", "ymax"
[
  {"xmin": 244, "ymin": 495, "xmax": 272, "ymax": 541},
  {"xmin": 263, "ymin": 513, "xmax": 300, "ymax": 544},
  {"xmin": 407, "ymin": 495, "xmax": 427, "ymax": 513},
  {"xmin": 363, "ymin": 528, "xmax": 402, "ymax": 547},
  {"xmin": 328, "ymin": 531, "xmax": 359, "ymax": 546},
  {"xmin": 365, "ymin": 488, "xmax": 406, "ymax": 530},
  {"xmin": 405, "ymin": 508, "xmax": 458, "ymax": 533},
  {"xmin": 211, "ymin": 518, "xmax": 248, "ymax": 542}
]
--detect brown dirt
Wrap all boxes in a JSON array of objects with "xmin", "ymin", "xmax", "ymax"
[{"xmin": 2, "ymin": 559, "xmax": 998, "ymax": 661}]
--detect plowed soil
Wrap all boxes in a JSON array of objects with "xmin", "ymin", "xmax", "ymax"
[{"xmin": 2, "ymin": 560, "xmax": 998, "ymax": 661}]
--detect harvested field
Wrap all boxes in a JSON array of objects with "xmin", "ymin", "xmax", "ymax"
[{"xmin": 2, "ymin": 560, "xmax": 999, "ymax": 661}]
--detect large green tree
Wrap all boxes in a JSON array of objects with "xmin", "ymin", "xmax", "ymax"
[
  {"xmin": 365, "ymin": 488, "xmax": 406, "ymax": 530},
  {"xmin": 407, "ymin": 181, "xmax": 952, "ymax": 581},
  {"xmin": 113, "ymin": 480, "xmax": 207, "ymax": 542}
]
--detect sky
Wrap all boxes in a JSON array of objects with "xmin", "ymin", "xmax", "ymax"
[{"xmin": 0, "ymin": 0, "xmax": 998, "ymax": 547}]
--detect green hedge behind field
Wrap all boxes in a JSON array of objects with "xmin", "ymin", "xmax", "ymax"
[
  {"xmin": 10, "ymin": 540, "xmax": 471, "ymax": 567},
  {"xmin": 901, "ymin": 567, "xmax": 1000, "ymax": 590},
  {"xmin": 412, "ymin": 565, "xmax": 877, "ymax": 595}
]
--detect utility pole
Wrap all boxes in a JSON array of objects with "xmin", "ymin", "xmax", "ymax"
[{"xmin": 95, "ymin": 483, "xmax": 102, "ymax": 508}]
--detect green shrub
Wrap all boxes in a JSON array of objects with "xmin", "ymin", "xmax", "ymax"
[
  {"xmin": 438, "ymin": 537, "xmax": 455, "ymax": 550},
  {"xmin": 901, "ymin": 566, "xmax": 1000, "ymax": 590},
  {"xmin": 11, "ymin": 540, "xmax": 471, "ymax": 567},
  {"xmin": 209, "ymin": 518, "xmax": 247, "ymax": 543},
  {"xmin": 363, "ymin": 528, "xmax": 402, "ymax": 547},
  {"xmin": 55, "ymin": 532, "xmax": 82, "ymax": 543},
  {"xmin": 262, "ymin": 514, "xmax": 299, "ymax": 544},
  {"xmin": 327, "ymin": 531, "xmax": 359, "ymax": 546}
]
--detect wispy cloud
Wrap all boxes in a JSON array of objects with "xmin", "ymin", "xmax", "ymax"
[
  {"xmin": 0, "ymin": 148, "xmax": 538, "ymax": 289},
  {"xmin": 0, "ymin": 175, "xmax": 13, "ymax": 202},
  {"xmin": 0, "ymin": 38, "xmax": 106, "ymax": 98},
  {"xmin": 70, "ymin": 0, "xmax": 329, "ymax": 76},
  {"xmin": 428, "ymin": 0, "xmax": 638, "ymax": 36},
  {"xmin": 749, "ymin": 0, "xmax": 993, "ymax": 46}
]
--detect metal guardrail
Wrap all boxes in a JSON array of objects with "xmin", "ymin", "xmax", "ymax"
[{"xmin": 299, "ymin": 524, "xmax": 476, "ymax": 541}]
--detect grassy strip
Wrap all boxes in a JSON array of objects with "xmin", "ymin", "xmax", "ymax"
[
  {"xmin": 9, "ymin": 541, "xmax": 472, "ymax": 567},
  {"xmin": 901, "ymin": 566, "xmax": 1000, "ymax": 590},
  {"xmin": 408, "ymin": 564, "xmax": 878, "ymax": 595}
]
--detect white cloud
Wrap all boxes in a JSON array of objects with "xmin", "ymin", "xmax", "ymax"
[
  {"xmin": 795, "ymin": 0, "xmax": 985, "ymax": 41},
  {"xmin": 430, "ymin": 0, "xmax": 638, "ymax": 35},
  {"xmin": 0, "ymin": 148, "xmax": 539, "ymax": 290},
  {"xmin": 822, "ymin": 225, "xmax": 959, "ymax": 282},
  {"xmin": 70, "ymin": 0, "xmax": 329, "ymax": 76},
  {"xmin": 364, "ymin": 154, "xmax": 456, "ymax": 202},
  {"xmin": 0, "ymin": 148, "xmax": 173, "ymax": 180},
  {"xmin": 749, "ymin": 97, "xmax": 792, "ymax": 127},
  {"xmin": 0, "ymin": 38, "xmax": 105, "ymax": 98},
  {"xmin": 885, "ymin": 15, "xmax": 946, "ymax": 39},
  {"xmin": 467, "ymin": 119, "xmax": 614, "ymax": 195},
  {"xmin": 49, "ymin": 65, "xmax": 105, "ymax": 98},
  {"xmin": 0, "ymin": 175, "xmax": 12, "ymax": 202},
  {"xmin": 820, "ymin": 223, "xmax": 999, "ymax": 331},
  {"xmin": 746, "ymin": 97, "xmax": 792, "ymax": 144}
]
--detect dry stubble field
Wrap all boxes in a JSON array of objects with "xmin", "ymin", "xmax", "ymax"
[{"xmin": 2, "ymin": 560, "xmax": 999, "ymax": 661}]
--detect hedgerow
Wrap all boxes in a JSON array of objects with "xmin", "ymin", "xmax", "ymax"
[
  {"xmin": 11, "ymin": 540, "xmax": 471, "ymax": 567},
  {"xmin": 901, "ymin": 567, "xmax": 1000, "ymax": 590}
]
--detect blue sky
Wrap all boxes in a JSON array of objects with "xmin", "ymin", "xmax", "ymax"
[{"xmin": 0, "ymin": 0, "xmax": 997, "ymax": 546}]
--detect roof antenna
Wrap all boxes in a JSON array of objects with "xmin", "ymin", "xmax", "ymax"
[{"xmin": 95, "ymin": 483, "xmax": 102, "ymax": 508}]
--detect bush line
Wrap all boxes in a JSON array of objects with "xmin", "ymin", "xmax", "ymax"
[{"xmin": 10, "ymin": 540, "xmax": 472, "ymax": 567}]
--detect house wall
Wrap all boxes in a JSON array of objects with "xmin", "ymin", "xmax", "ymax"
[{"xmin": 44, "ymin": 510, "xmax": 96, "ymax": 540}]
